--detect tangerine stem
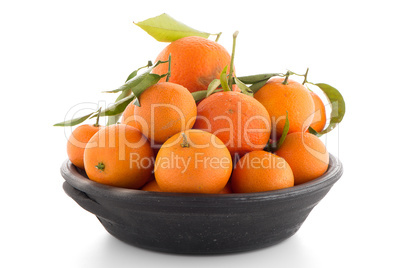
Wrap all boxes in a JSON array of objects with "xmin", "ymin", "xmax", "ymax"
[
  {"xmin": 215, "ymin": 32, "xmax": 222, "ymax": 42},
  {"xmin": 282, "ymin": 71, "xmax": 290, "ymax": 85},
  {"xmin": 166, "ymin": 53, "xmax": 172, "ymax": 82},
  {"xmin": 228, "ymin": 31, "xmax": 239, "ymax": 90},
  {"xmin": 95, "ymin": 162, "xmax": 105, "ymax": 171},
  {"xmin": 302, "ymin": 68, "xmax": 309, "ymax": 85},
  {"xmin": 180, "ymin": 133, "xmax": 190, "ymax": 148},
  {"xmin": 94, "ymin": 108, "xmax": 102, "ymax": 127}
]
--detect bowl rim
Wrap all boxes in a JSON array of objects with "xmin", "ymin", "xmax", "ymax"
[{"xmin": 61, "ymin": 153, "xmax": 343, "ymax": 205}]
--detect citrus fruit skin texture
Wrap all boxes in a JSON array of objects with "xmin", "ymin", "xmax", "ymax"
[
  {"xmin": 309, "ymin": 91, "xmax": 327, "ymax": 132},
  {"xmin": 254, "ymin": 77, "xmax": 315, "ymax": 137},
  {"xmin": 83, "ymin": 124, "xmax": 154, "ymax": 189},
  {"xmin": 152, "ymin": 36, "xmax": 234, "ymax": 93},
  {"xmin": 231, "ymin": 151, "xmax": 294, "ymax": 193},
  {"xmin": 193, "ymin": 91, "xmax": 271, "ymax": 157},
  {"xmin": 121, "ymin": 82, "xmax": 197, "ymax": 145},
  {"xmin": 154, "ymin": 129, "xmax": 232, "ymax": 194},
  {"xmin": 67, "ymin": 124, "xmax": 100, "ymax": 169},
  {"xmin": 141, "ymin": 180, "xmax": 162, "ymax": 192},
  {"xmin": 275, "ymin": 132, "xmax": 329, "ymax": 185}
]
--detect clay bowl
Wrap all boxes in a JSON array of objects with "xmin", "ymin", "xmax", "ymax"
[{"xmin": 61, "ymin": 154, "xmax": 342, "ymax": 255}]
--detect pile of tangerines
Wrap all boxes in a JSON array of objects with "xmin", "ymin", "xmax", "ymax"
[{"xmin": 60, "ymin": 34, "xmax": 337, "ymax": 194}]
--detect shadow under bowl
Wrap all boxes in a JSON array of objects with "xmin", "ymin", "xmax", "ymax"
[{"xmin": 61, "ymin": 154, "xmax": 342, "ymax": 255}]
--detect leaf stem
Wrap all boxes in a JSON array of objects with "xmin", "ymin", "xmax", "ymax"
[
  {"xmin": 94, "ymin": 108, "xmax": 102, "ymax": 127},
  {"xmin": 228, "ymin": 31, "xmax": 239, "ymax": 91},
  {"xmin": 166, "ymin": 53, "xmax": 172, "ymax": 82},
  {"xmin": 282, "ymin": 71, "xmax": 290, "ymax": 85},
  {"xmin": 215, "ymin": 32, "xmax": 222, "ymax": 42},
  {"xmin": 302, "ymin": 68, "xmax": 309, "ymax": 85}
]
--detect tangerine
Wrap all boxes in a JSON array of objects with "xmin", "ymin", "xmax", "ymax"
[
  {"xmin": 83, "ymin": 124, "xmax": 154, "ymax": 189},
  {"xmin": 231, "ymin": 150, "xmax": 294, "ymax": 193},
  {"xmin": 275, "ymin": 132, "xmax": 329, "ymax": 185},
  {"xmin": 152, "ymin": 36, "xmax": 234, "ymax": 93},
  {"xmin": 67, "ymin": 124, "xmax": 101, "ymax": 169},
  {"xmin": 141, "ymin": 180, "xmax": 162, "ymax": 192},
  {"xmin": 254, "ymin": 77, "xmax": 315, "ymax": 137},
  {"xmin": 121, "ymin": 82, "xmax": 197, "ymax": 145},
  {"xmin": 309, "ymin": 90, "xmax": 327, "ymax": 132},
  {"xmin": 154, "ymin": 129, "xmax": 232, "ymax": 194},
  {"xmin": 193, "ymin": 91, "xmax": 271, "ymax": 157}
]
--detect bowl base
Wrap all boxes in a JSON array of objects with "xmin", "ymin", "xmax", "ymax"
[{"xmin": 97, "ymin": 216, "xmax": 302, "ymax": 255}]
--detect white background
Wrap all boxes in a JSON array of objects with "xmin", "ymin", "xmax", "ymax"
[{"xmin": 1, "ymin": 0, "xmax": 401, "ymax": 267}]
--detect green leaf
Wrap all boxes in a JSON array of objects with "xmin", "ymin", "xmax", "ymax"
[
  {"xmin": 103, "ymin": 72, "xmax": 150, "ymax": 94},
  {"xmin": 134, "ymin": 13, "xmax": 210, "ymax": 42},
  {"xmin": 125, "ymin": 70, "xmax": 138, "ymax": 83},
  {"xmin": 234, "ymin": 77, "xmax": 253, "ymax": 96},
  {"xmin": 268, "ymin": 111, "xmax": 289, "ymax": 152},
  {"xmin": 236, "ymin": 73, "xmax": 281, "ymax": 84},
  {"xmin": 310, "ymin": 83, "xmax": 346, "ymax": 136},
  {"xmin": 102, "ymin": 60, "xmax": 167, "ymax": 107},
  {"xmin": 276, "ymin": 111, "xmax": 290, "ymax": 149},
  {"xmin": 107, "ymin": 89, "xmax": 132, "ymax": 125},
  {"xmin": 192, "ymin": 88, "xmax": 223, "ymax": 102},
  {"xmin": 192, "ymin": 90, "xmax": 208, "ymax": 103},
  {"xmin": 235, "ymin": 73, "xmax": 282, "ymax": 93},
  {"xmin": 92, "ymin": 94, "xmax": 135, "ymax": 118},
  {"xmin": 125, "ymin": 61, "xmax": 153, "ymax": 82},
  {"xmin": 206, "ymin": 79, "xmax": 221, "ymax": 97},
  {"xmin": 132, "ymin": 73, "xmax": 166, "ymax": 107},
  {"xmin": 103, "ymin": 60, "xmax": 168, "ymax": 94},
  {"xmin": 249, "ymin": 80, "xmax": 269, "ymax": 93},
  {"xmin": 220, "ymin": 66, "xmax": 230, "ymax": 92},
  {"xmin": 53, "ymin": 112, "xmax": 95, "ymax": 127}
]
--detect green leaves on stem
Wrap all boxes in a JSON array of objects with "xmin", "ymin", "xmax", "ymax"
[
  {"xmin": 54, "ymin": 59, "xmax": 170, "ymax": 127},
  {"xmin": 104, "ymin": 61, "xmax": 152, "ymax": 125},
  {"xmin": 236, "ymin": 73, "xmax": 282, "ymax": 93},
  {"xmin": 104, "ymin": 58, "xmax": 170, "ymax": 109},
  {"xmin": 134, "ymin": 13, "xmax": 220, "ymax": 42},
  {"xmin": 106, "ymin": 88, "xmax": 133, "ymax": 125},
  {"xmin": 276, "ymin": 69, "xmax": 345, "ymax": 136},
  {"xmin": 194, "ymin": 72, "xmax": 281, "ymax": 103},
  {"xmin": 94, "ymin": 95, "xmax": 135, "ymax": 118},
  {"xmin": 125, "ymin": 61, "xmax": 153, "ymax": 82},
  {"xmin": 103, "ymin": 60, "xmax": 167, "ymax": 98},
  {"xmin": 307, "ymin": 83, "xmax": 346, "ymax": 137},
  {"xmin": 53, "ymin": 112, "xmax": 95, "ymax": 127},
  {"xmin": 53, "ymin": 94, "xmax": 137, "ymax": 127}
]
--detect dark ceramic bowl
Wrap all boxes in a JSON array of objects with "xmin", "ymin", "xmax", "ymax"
[{"xmin": 61, "ymin": 154, "xmax": 342, "ymax": 255}]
